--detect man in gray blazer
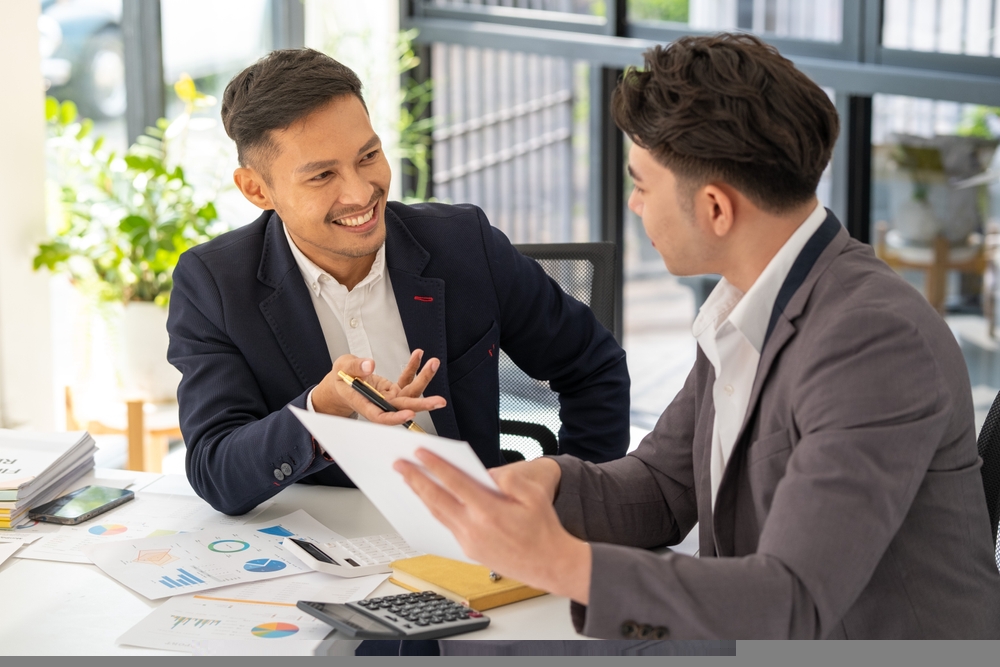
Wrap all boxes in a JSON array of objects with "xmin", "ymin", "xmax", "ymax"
[{"xmin": 395, "ymin": 32, "xmax": 1000, "ymax": 640}]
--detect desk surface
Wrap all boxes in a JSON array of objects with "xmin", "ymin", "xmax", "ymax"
[{"xmin": 0, "ymin": 469, "xmax": 583, "ymax": 655}]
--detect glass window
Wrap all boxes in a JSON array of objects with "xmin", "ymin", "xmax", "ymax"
[
  {"xmin": 871, "ymin": 93, "xmax": 1000, "ymax": 428},
  {"xmin": 428, "ymin": 0, "xmax": 604, "ymax": 16},
  {"xmin": 631, "ymin": 0, "xmax": 843, "ymax": 43},
  {"xmin": 39, "ymin": 0, "xmax": 127, "ymax": 152},
  {"xmin": 882, "ymin": 0, "xmax": 1000, "ymax": 56},
  {"xmin": 160, "ymin": 0, "xmax": 275, "ymax": 229},
  {"xmin": 429, "ymin": 43, "xmax": 593, "ymax": 243}
]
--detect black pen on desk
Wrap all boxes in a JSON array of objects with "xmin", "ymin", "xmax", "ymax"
[{"xmin": 337, "ymin": 370, "xmax": 427, "ymax": 433}]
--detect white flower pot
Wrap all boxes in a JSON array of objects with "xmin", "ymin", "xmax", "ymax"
[
  {"xmin": 121, "ymin": 302, "xmax": 181, "ymax": 402},
  {"xmin": 894, "ymin": 198, "xmax": 939, "ymax": 244}
]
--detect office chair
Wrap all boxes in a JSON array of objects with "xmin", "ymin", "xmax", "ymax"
[
  {"xmin": 499, "ymin": 242, "xmax": 619, "ymax": 463},
  {"xmin": 977, "ymin": 389, "xmax": 1000, "ymax": 569}
]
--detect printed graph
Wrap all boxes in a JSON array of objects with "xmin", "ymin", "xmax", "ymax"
[
  {"xmin": 256, "ymin": 525, "xmax": 294, "ymax": 537},
  {"xmin": 134, "ymin": 548, "xmax": 179, "ymax": 566},
  {"xmin": 159, "ymin": 568, "xmax": 206, "ymax": 589},
  {"xmin": 171, "ymin": 615, "xmax": 221, "ymax": 630},
  {"xmin": 89, "ymin": 524, "xmax": 128, "ymax": 536},
  {"xmin": 207, "ymin": 539, "xmax": 250, "ymax": 553},
  {"xmin": 251, "ymin": 622, "xmax": 299, "ymax": 638},
  {"xmin": 244, "ymin": 558, "xmax": 286, "ymax": 573}
]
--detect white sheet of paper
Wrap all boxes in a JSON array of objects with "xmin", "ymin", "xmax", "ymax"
[
  {"xmin": 82, "ymin": 510, "xmax": 343, "ymax": 600},
  {"xmin": 291, "ymin": 406, "xmax": 499, "ymax": 563},
  {"xmin": 19, "ymin": 493, "xmax": 271, "ymax": 564},
  {"xmin": 117, "ymin": 593, "xmax": 334, "ymax": 653},
  {"xmin": 192, "ymin": 570, "xmax": 387, "ymax": 606},
  {"xmin": 0, "ymin": 540, "xmax": 22, "ymax": 567}
]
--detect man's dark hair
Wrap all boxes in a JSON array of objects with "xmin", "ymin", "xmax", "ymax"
[
  {"xmin": 221, "ymin": 48, "xmax": 366, "ymax": 177},
  {"xmin": 612, "ymin": 33, "xmax": 839, "ymax": 214}
]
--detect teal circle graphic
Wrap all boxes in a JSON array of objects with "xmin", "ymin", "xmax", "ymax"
[{"xmin": 207, "ymin": 539, "xmax": 250, "ymax": 553}]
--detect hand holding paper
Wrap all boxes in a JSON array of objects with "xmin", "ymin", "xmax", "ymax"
[{"xmin": 394, "ymin": 449, "xmax": 592, "ymax": 605}]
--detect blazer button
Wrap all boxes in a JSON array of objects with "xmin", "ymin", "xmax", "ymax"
[
  {"xmin": 620, "ymin": 621, "xmax": 639, "ymax": 639},
  {"xmin": 280, "ymin": 463, "xmax": 292, "ymax": 476},
  {"xmin": 273, "ymin": 468, "xmax": 285, "ymax": 481},
  {"xmin": 653, "ymin": 626, "xmax": 669, "ymax": 639},
  {"xmin": 638, "ymin": 624, "xmax": 654, "ymax": 639}
]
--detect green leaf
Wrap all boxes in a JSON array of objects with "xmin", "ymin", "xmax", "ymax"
[
  {"xmin": 45, "ymin": 97, "xmax": 59, "ymax": 122},
  {"xmin": 58, "ymin": 100, "xmax": 78, "ymax": 126}
]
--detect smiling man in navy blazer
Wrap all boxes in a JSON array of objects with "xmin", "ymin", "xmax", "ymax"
[{"xmin": 165, "ymin": 48, "xmax": 630, "ymax": 518}]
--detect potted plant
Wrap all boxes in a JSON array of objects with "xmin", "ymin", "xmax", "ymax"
[{"xmin": 35, "ymin": 78, "xmax": 224, "ymax": 402}]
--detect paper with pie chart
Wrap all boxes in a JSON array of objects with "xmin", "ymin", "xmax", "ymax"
[
  {"xmin": 83, "ymin": 523, "xmax": 314, "ymax": 599},
  {"xmin": 116, "ymin": 593, "xmax": 334, "ymax": 653},
  {"xmin": 17, "ymin": 493, "xmax": 271, "ymax": 564}
]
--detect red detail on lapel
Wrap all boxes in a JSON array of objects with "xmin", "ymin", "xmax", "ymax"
[
  {"xmin": 414, "ymin": 296, "xmax": 434, "ymax": 302},
  {"xmin": 488, "ymin": 349, "xmax": 493, "ymax": 357}
]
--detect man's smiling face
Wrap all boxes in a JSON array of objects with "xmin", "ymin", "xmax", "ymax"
[{"xmin": 257, "ymin": 94, "xmax": 391, "ymax": 265}]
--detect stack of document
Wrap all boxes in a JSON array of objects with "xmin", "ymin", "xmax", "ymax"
[{"xmin": 0, "ymin": 430, "xmax": 97, "ymax": 528}]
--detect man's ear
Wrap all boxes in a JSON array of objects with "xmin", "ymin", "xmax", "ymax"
[
  {"xmin": 700, "ymin": 184, "xmax": 735, "ymax": 238},
  {"xmin": 233, "ymin": 167, "xmax": 276, "ymax": 210}
]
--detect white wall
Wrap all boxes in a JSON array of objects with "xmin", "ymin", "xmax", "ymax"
[{"xmin": 0, "ymin": 2, "xmax": 55, "ymax": 429}]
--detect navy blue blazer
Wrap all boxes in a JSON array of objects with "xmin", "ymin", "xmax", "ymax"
[{"xmin": 167, "ymin": 202, "xmax": 630, "ymax": 515}]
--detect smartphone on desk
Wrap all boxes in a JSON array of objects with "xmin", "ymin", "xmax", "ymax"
[{"xmin": 29, "ymin": 485, "xmax": 134, "ymax": 525}]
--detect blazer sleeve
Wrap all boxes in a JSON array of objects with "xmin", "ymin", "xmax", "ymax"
[
  {"xmin": 552, "ymin": 358, "xmax": 700, "ymax": 548},
  {"xmin": 167, "ymin": 251, "xmax": 337, "ymax": 515},
  {"xmin": 478, "ymin": 209, "xmax": 630, "ymax": 463},
  {"xmin": 554, "ymin": 306, "xmax": 955, "ymax": 639}
]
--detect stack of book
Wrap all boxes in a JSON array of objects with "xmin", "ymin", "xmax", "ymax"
[{"xmin": 0, "ymin": 430, "xmax": 97, "ymax": 528}]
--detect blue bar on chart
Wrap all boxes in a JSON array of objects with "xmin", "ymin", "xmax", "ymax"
[{"xmin": 159, "ymin": 568, "xmax": 206, "ymax": 589}]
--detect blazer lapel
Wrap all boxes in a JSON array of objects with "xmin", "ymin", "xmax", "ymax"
[
  {"xmin": 384, "ymin": 207, "xmax": 462, "ymax": 440},
  {"xmin": 712, "ymin": 211, "xmax": 850, "ymax": 554},
  {"xmin": 257, "ymin": 212, "xmax": 332, "ymax": 390}
]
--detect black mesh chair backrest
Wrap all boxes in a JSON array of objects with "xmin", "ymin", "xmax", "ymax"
[
  {"xmin": 977, "ymin": 390, "xmax": 1000, "ymax": 569},
  {"xmin": 498, "ymin": 243, "xmax": 618, "ymax": 462}
]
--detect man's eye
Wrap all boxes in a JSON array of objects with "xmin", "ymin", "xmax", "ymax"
[
  {"xmin": 312, "ymin": 171, "xmax": 332, "ymax": 181},
  {"xmin": 362, "ymin": 150, "xmax": 379, "ymax": 161}
]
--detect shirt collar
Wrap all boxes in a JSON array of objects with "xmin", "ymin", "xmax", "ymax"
[
  {"xmin": 692, "ymin": 202, "xmax": 827, "ymax": 351},
  {"xmin": 282, "ymin": 221, "xmax": 386, "ymax": 296}
]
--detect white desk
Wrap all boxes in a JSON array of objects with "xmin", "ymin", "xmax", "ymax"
[{"xmin": 0, "ymin": 469, "xmax": 583, "ymax": 655}]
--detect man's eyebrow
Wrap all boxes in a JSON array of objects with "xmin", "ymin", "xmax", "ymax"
[
  {"xmin": 627, "ymin": 164, "xmax": 641, "ymax": 181},
  {"xmin": 295, "ymin": 136, "xmax": 382, "ymax": 175}
]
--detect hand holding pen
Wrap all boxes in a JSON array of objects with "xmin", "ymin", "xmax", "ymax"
[{"xmin": 310, "ymin": 350, "xmax": 446, "ymax": 425}]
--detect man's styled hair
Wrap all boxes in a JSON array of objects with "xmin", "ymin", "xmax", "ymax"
[
  {"xmin": 221, "ymin": 48, "xmax": 366, "ymax": 176},
  {"xmin": 612, "ymin": 33, "xmax": 839, "ymax": 214}
]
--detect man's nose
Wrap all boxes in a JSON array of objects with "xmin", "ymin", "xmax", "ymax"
[{"xmin": 338, "ymin": 168, "xmax": 374, "ymax": 208}]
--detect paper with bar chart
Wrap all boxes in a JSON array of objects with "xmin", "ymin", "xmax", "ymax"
[
  {"xmin": 83, "ymin": 524, "xmax": 309, "ymax": 599},
  {"xmin": 18, "ymin": 493, "xmax": 271, "ymax": 563},
  {"xmin": 81, "ymin": 510, "xmax": 345, "ymax": 599},
  {"xmin": 116, "ymin": 593, "xmax": 334, "ymax": 652}
]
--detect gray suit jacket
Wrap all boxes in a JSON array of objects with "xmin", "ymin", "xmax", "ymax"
[{"xmin": 553, "ymin": 212, "xmax": 1000, "ymax": 639}]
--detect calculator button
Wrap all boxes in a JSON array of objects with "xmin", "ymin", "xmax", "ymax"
[
  {"xmin": 415, "ymin": 620, "xmax": 429, "ymax": 626},
  {"xmin": 469, "ymin": 611, "xmax": 483, "ymax": 618}
]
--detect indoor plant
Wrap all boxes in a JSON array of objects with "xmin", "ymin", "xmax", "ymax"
[{"xmin": 35, "ymin": 79, "xmax": 224, "ymax": 401}]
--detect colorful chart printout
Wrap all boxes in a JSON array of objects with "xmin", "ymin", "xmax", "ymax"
[{"xmin": 250, "ymin": 622, "xmax": 299, "ymax": 638}]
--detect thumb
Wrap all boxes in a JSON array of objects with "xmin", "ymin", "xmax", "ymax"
[{"xmin": 337, "ymin": 356, "xmax": 376, "ymax": 378}]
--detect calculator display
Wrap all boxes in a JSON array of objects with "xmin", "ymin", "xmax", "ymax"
[{"xmin": 307, "ymin": 603, "xmax": 399, "ymax": 637}]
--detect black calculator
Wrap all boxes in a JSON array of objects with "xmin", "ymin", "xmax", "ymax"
[{"xmin": 297, "ymin": 591, "xmax": 490, "ymax": 639}]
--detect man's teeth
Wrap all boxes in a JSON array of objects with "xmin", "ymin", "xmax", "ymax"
[{"xmin": 336, "ymin": 209, "xmax": 374, "ymax": 227}]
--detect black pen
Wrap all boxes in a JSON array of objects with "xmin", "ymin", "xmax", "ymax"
[{"xmin": 338, "ymin": 371, "xmax": 426, "ymax": 433}]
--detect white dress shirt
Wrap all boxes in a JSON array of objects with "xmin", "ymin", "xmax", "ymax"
[
  {"xmin": 283, "ymin": 223, "xmax": 437, "ymax": 435},
  {"xmin": 693, "ymin": 202, "xmax": 826, "ymax": 509}
]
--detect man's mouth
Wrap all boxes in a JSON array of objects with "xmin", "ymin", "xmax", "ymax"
[{"xmin": 333, "ymin": 206, "xmax": 376, "ymax": 227}]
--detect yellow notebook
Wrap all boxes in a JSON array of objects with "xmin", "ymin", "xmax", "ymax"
[{"xmin": 388, "ymin": 555, "xmax": 547, "ymax": 611}]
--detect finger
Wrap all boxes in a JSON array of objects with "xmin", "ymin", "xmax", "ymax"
[
  {"xmin": 398, "ymin": 357, "xmax": 441, "ymax": 398},
  {"xmin": 334, "ymin": 355, "xmax": 375, "ymax": 378},
  {"xmin": 413, "ymin": 448, "xmax": 503, "ymax": 507},
  {"xmin": 394, "ymin": 459, "xmax": 466, "ymax": 532},
  {"xmin": 389, "ymin": 395, "xmax": 447, "ymax": 412},
  {"xmin": 397, "ymin": 349, "xmax": 423, "ymax": 388}
]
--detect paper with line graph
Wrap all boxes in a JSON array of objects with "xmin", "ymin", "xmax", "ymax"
[
  {"xmin": 82, "ymin": 510, "xmax": 345, "ymax": 599},
  {"xmin": 117, "ymin": 593, "xmax": 334, "ymax": 653}
]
